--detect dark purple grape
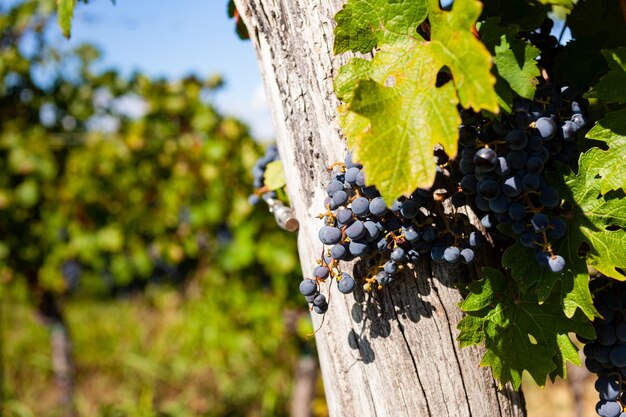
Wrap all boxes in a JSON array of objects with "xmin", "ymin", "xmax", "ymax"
[
  {"xmin": 391, "ymin": 247, "xmax": 406, "ymax": 262},
  {"xmin": 338, "ymin": 273, "xmax": 356, "ymax": 294},
  {"xmin": 571, "ymin": 113, "xmax": 587, "ymax": 128},
  {"xmin": 400, "ymin": 200, "xmax": 419, "ymax": 218},
  {"xmin": 473, "ymin": 148, "xmax": 498, "ymax": 173},
  {"xmin": 319, "ymin": 226, "xmax": 342, "ymax": 245},
  {"xmin": 508, "ymin": 203, "xmax": 526, "ymax": 220},
  {"xmin": 596, "ymin": 400, "xmax": 621, "ymax": 417},
  {"xmin": 363, "ymin": 221, "xmax": 380, "ymax": 242},
  {"xmin": 383, "ymin": 260, "xmax": 398, "ymax": 274},
  {"xmin": 460, "ymin": 248, "xmax": 475, "ymax": 264},
  {"xmin": 299, "ymin": 279, "xmax": 317, "ymax": 296},
  {"xmin": 468, "ymin": 231, "xmax": 484, "ymax": 247},
  {"xmin": 331, "ymin": 244, "xmax": 348, "ymax": 260},
  {"xmin": 336, "ymin": 208, "xmax": 354, "ymax": 226},
  {"xmin": 327, "ymin": 180, "xmax": 344, "ymax": 196},
  {"xmin": 531, "ymin": 213, "xmax": 550, "ymax": 231},
  {"xmin": 560, "ymin": 120, "xmax": 579, "ymax": 141},
  {"xmin": 346, "ymin": 221, "xmax": 365, "ymax": 240},
  {"xmin": 535, "ymin": 117, "xmax": 557, "ymax": 140},
  {"xmin": 505, "ymin": 129, "xmax": 528, "ymax": 150},
  {"xmin": 352, "ymin": 196, "xmax": 370, "ymax": 216},
  {"xmin": 344, "ymin": 167, "xmax": 361, "ymax": 184},
  {"xmin": 355, "ymin": 171, "xmax": 366, "ymax": 187},
  {"xmin": 314, "ymin": 265, "xmax": 330, "ymax": 279},
  {"xmin": 430, "ymin": 245, "xmax": 446, "ymax": 263},
  {"xmin": 369, "ymin": 197, "xmax": 387, "ymax": 217},
  {"xmin": 478, "ymin": 179, "xmax": 500, "ymax": 200},
  {"xmin": 348, "ymin": 239, "xmax": 368, "ymax": 256},
  {"xmin": 443, "ymin": 246, "xmax": 461, "ymax": 263},
  {"xmin": 332, "ymin": 190, "xmax": 349, "ymax": 206}
]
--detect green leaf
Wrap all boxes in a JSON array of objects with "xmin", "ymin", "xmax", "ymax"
[
  {"xmin": 57, "ymin": 0, "xmax": 76, "ymax": 38},
  {"xmin": 478, "ymin": 17, "xmax": 540, "ymax": 100},
  {"xmin": 427, "ymin": 0, "xmax": 498, "ymax": 113},
  {"xmin": 334, "ymin": 0, "xmax": 498, "ymax": 202},
  {"xmin": 584, "ymin": 48, "xmax": 626, "ymax": 104},
  {"xmin": 548, "ymin": 151, "xmax": 626, "ymax": 281},
  {"xmin": 333, "ymin": 0, "xmax": 428, "ymax": 54},
  {"xmin": 585, "ymin": 109, "xmax": 626, "ymax": 194},
  {"xmin": 335, "ymin": 58, "xmax": 374, "ymax": 103},
  {"xmin": 502, "ymin": 229, "xmax": 596, "ymax": 320},
  {"xmin": 505, "ymin": 147, "xmax": 626, "ymax": 319},
  {"xmin": 347, "ymin": 42, "xmax": 460, "ymax": 201},
  {"xmin": 456, "ymin": 314, "xmax": 485, "ymax": 347},
  {"xmin": 263, "ymin": 160, "xmax": 286, "ymax": 191},
  {"xmin": 550, "ymin": 332, "xmax": 581, "ymax": 381},
  {"xmin": 501, "ymin": 242, "xmax": 549, "ymax": 295},
  {"xmin": 458, "ymin": 268, "xmax": 595, "ymax": 389},
  {"xmin": 493, "ymin": 36, "xmax": 540, "ymax": 99}
]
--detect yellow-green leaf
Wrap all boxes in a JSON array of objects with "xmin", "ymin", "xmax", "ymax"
[
  {"xmin": 349, "ymin": 40, "xmax": 460, "ymax": 202},
  {"xmin": 334, "ymin": 0, "xmax": 498, "ymax": 201},
  {"xmin": 263, "ymin": 160, "xmax": 286, "ymax": 191},
  {"xmin": 57, "ymin": 0, "xmax": 76, "ymax": 38}
]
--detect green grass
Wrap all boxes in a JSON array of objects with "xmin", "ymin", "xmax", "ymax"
[{"xmin": 1, "ymin": 276, "xmax": 319, "ymax": 417}]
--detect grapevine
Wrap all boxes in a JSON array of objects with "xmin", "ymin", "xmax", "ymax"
[{"xmin": 328, "ymin": 0, "xmax": 626, "ymax": 413}]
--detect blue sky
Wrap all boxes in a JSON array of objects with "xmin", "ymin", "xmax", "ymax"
[{"xmin": 58, "ymin": 0, "xmax": 274, "ymax": 139}]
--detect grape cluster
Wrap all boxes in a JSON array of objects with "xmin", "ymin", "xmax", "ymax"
[
  {"xmin": 455, "ymin": 83, "xmax": 586, "ymax": 273},
  {"xmin": 298, "ymin": 152, "xmax": 485, "ymax": 313},
  {"xmin": 300, "ymin": 82, "xmax": 588, "ymax": 314},
  {"xmin": 249, "ymin": 144, "xmax": 278, "ymax": 205},
  {"xmin": 583, "ymin": 275, "xmax": 626, "ymax": 417}
]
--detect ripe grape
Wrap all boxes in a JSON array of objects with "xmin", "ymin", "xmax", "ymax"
[
  {"xmin": 299, "ymin": 279, "xmax": 317, "ymax": 296},
  {"xmin": 535, "ymin": 117, "xmax": 557, "ymax": 140},
  {"xmin": 338, "ymin": 273, "xmax": 356, "ymax": 294}
]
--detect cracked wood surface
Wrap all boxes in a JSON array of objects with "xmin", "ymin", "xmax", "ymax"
[{"xmin": 232, "ymin": 1, "xmax": 527, "ymax": 416}]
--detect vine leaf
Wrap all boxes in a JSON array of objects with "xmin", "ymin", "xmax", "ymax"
[
  {"xmin": 334, "ymin": 0, "xmax": 428, "ymax": 54},
  {"xmin": 548, "ymin": 152, "xmax": 626, "ymax": 281},
  {"xmin": 334, "ymin": 0, "xmax": 498, "ymax": 202},
  {"xmin": 347, "ymin": 43, "xmax": 460, "ymax": 202},
  {"xmin": 427, "ymin": 0, "xmax": 499, "ymax": 113},
  {"xmin": 492, "ymin": 36, "xmax": 540, "ymax": 99},
  {"xmin": 263, "ymin": 161, "xmax": 286, "ymax": 191},
  {"xmin": 458, "ymin": 268, "xmax": 595, "ymax": 389},
  {"xmin": 479, "ymin": 17, "xmax": 540, "ymax": 101},
  {"xmin": 584, "ymin": 48, "xmax": 626, "ymax": 104},
  {"xmin": 502, "ymin": 232, "xmax": 597, "ymax": 320},
  {"xmin": 585, "ymin": 109, "xmax": 626, "ymax": 194},
  {"xmin": 57, "ymin": 0, "xmax": 76, "ymax": 38}
]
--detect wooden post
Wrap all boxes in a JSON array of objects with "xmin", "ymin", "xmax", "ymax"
[{"xmin": 233, "ymin": 1, "xmax": 527, "ymax": 415}]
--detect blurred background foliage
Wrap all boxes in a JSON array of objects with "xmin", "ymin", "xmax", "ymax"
[{"xmin": 0, "ymin": 1, "xmax": 324, "ymax": 416}]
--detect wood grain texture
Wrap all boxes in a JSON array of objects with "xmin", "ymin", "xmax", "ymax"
[{"xmin": 232, "ymin": 1, "xmax": 527, "ymax": 415}]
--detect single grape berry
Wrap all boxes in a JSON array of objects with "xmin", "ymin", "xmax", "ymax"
[
  {"xmin": 299, "ymin": 279, "xmax": 317, "ymax": 296},
  {"xmin": 531, "ymin": 213, "xmax": 550, "ymax": 232},
  {"xmin": 313, "ymin": 265, "xmax": 330, "ymax": 279},
  {"xmin": 535, "ymin": 117, "xmax": 557, "ymax": 140},
  {"xmin": 369, "ymin": 197, "xmax": 388, "ymax": 217},
  {"xmin": 346, "ymin": 221, "xmax": 365, "ymax": 240},
  {"xmin": 473, "ymin": 148, "xmax": 498, "ymax": 173},
  {"xmin": 548, "ymin": 255, "xmax": 566, "ymax": 273},
  {"xmin": 391, "ymin": 247, "xmax": 406, "ymax": 262},
  {"xmin": 460, "ymin": 248, "xmax": 475, "ymax": 264},
  {"xmin": 338, "ymin": 273, "xmax": 356, "ymax": 294}
]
